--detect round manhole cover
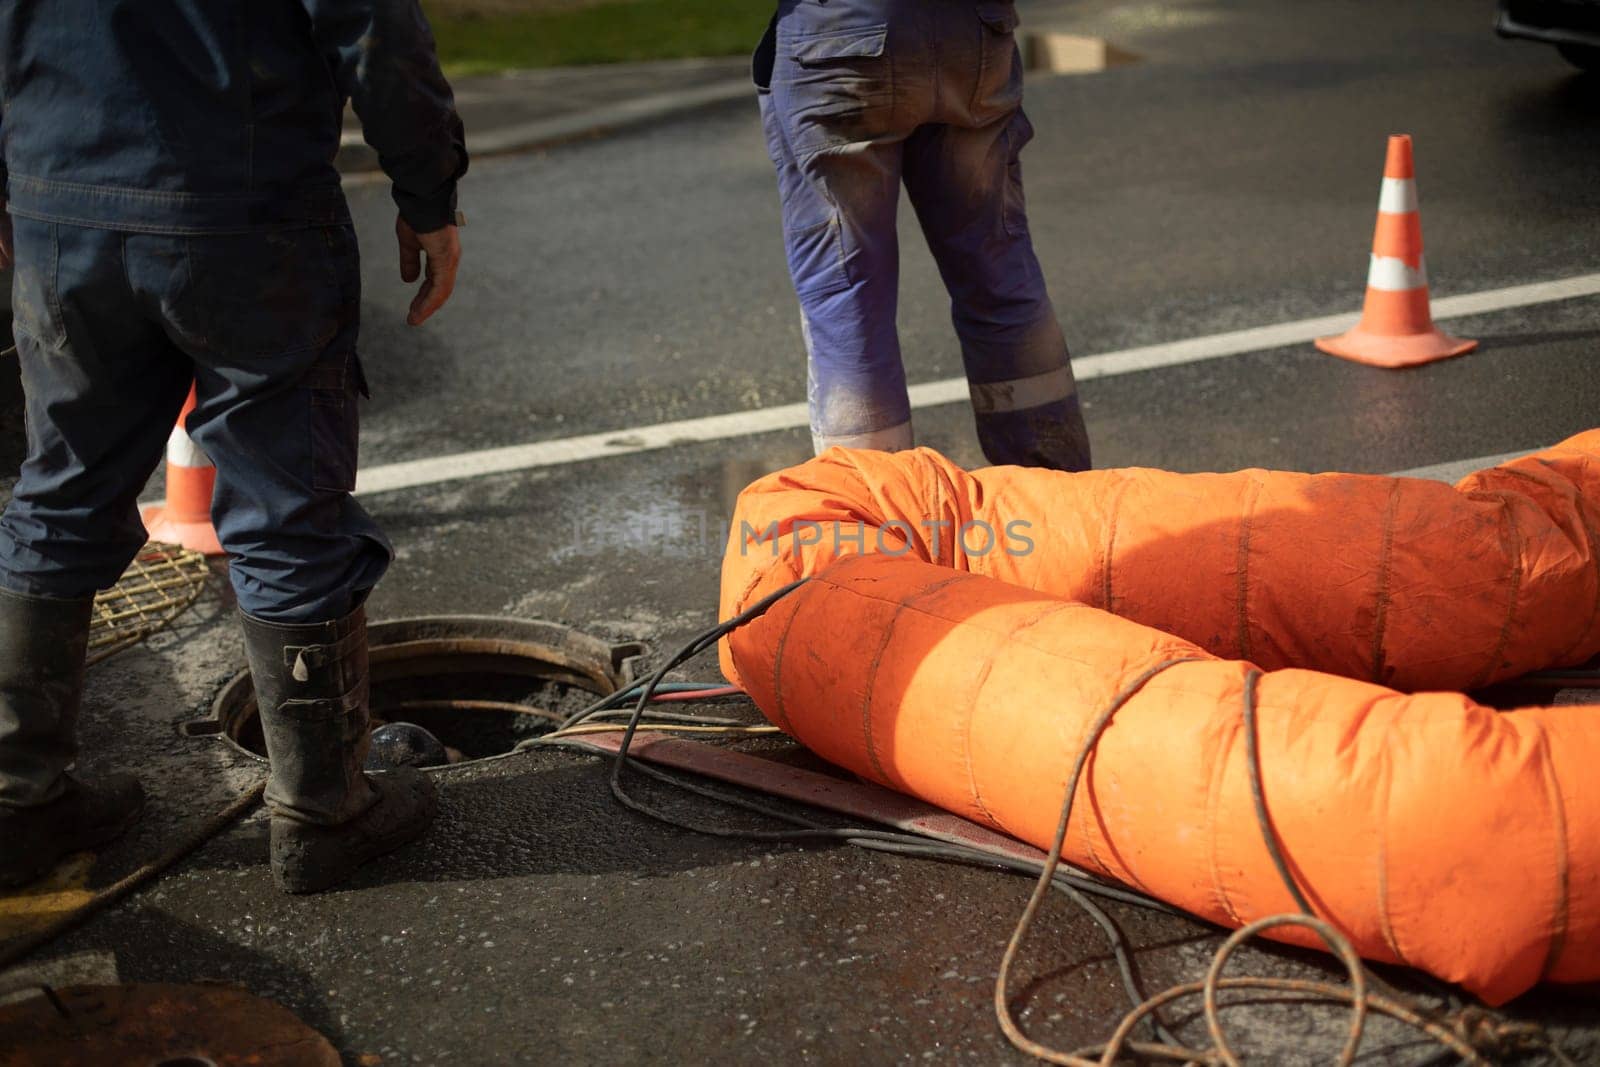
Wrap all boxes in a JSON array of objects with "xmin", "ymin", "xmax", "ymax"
[
  {"xmin": 193, "ymin": 616, "xmax": 644, "ymax": 769},
  {"xmin": 0, "ymin": 984, "xmax": 339, "ymax": 1067}
]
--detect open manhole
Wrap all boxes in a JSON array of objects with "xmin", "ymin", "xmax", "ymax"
[{"xmin": 188, "ymin": 617, "xmax": 645, "ymax": 769}]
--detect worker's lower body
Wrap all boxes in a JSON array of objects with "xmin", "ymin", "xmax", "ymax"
[
  {"xmin": 756, "ymin": 0, "xmax": 1091, "ymax": 470},
  {"xmin": 0, "ymin": 217, "xmax": 435, "ymax": 893}
]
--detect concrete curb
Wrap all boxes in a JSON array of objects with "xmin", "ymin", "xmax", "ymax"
[
  {"xmin": 332, "ymin": 26, "xmax": 1135, "ymax": 174},
  {"xmin": 337, "ymin": 76, "xmax": 754, "ymax": 172}
]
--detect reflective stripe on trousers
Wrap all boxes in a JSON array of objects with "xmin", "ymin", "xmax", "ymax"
[{"xmin": 757, "ymin": 0, "xmax": 1091, "ymax": 471}]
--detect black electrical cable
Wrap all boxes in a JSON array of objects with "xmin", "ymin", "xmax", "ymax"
[
  {"xmin": 560, "ymin": 677, "xmax": 734, "ymax": 730},
  {"xmin": 597, "ymin": 577, "xmax": 1191, "ymax": 1048},
  {"xmin": 580, "ymin": 708, "xmax": 749, "ymax": 728},
  {"xmin": 560, "ymin": 686, "xmax": 654, "ymax": 728},
  {"xmin": 592, "ymin": 585, "xmax": 1575, "ymax": 1064},
  {"xmin": 845, "ymin": 834, "xmax": 1191, "ymax": 1049}
]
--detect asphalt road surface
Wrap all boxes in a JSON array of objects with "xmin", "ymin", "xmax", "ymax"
[{"xmin": 4, "ymin": 1, "xmax": 1599, "ymax": 1063}]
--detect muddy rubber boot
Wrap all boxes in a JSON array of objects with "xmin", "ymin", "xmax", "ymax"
[
  {"xmin": 241, "ymin": 606, "xmax": 436, "ymax": 894},
  {"xmin": 0, "ymin": 587, "xmax": 145, "ymax": 888}
]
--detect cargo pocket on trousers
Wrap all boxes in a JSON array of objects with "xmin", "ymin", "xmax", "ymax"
[
  {"xmin": 1002, "ymin": 110, "xmax": 1035, "ymax": 238},
  {"xmin": 779, "ymin": 24, "xmax": 894, "ymax": 157},
  {"xmin": 762, "ymin": 85, "xmax": 851, "ymax": 301},
  {"xmin": 972, "ymin": 2, "xmax": 1025, "ymax": 121},
  {"xmin": 783, "ymin": 215, "xmax": 850, "ymax": 300},
  {"xmin": 306, "ymin": 348, "xmax": 361, "ymax": 493},
  {"xmin": 9, "ymin": 221, "xmax": 66, "ymax": 349}
]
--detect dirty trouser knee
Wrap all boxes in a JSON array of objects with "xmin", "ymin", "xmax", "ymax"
[
  {"xmin": 759, "ymin": 91, "xmax": 910, "ymax": 453},
  {"xmin": 758, "ymin": 5, "xmax": 911, "ymax": 454},
  {"xmin": 0, "ymin": 218, "xmax": 391, "ymax": 624},
  {"xmin": 904, "ymin": 111, "xmax": 1091, "ymax": 472},
  {"xmin": 758, "ymin": 0, "xmax": 1090, "ymax": 470}
]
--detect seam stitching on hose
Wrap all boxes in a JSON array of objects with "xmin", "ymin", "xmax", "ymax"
[
  {"xmin": 1099, "ymin": 476, "xmax": 1130, "ymax": 612},
  {"xmin": 1374, "ymin": 730, "xmax": 1410, "ymax": 967},
  {"xmin": 860, "ymin": 591, "xmax": 910, "ymax": 786},
  {"xmin": 767, "ymin": 582, "xmax": 800, "ymax": 737},
  {"xmin": 1533, "ymin": 719, "xmax": 1571, "ymax": 983},
  {"xmin": 1474, "ymin": 462, "xmax": 1600, "ymax": 669},
  {"xmin": 1530, "ymin": 458, "xmax": 1600, "ymax": 664},
  {"xmin": 1369, "ymin": 481, "xmax": 1402, "ymax": 684},
  {"xmin": 1471, "ymin": 493, "xmax": 1525, "ymax": 689},
  {"xmin": 852, "ymin": 570, "xmax": 969, "ymax": 785},
  {"xmin": 930, "ymin": 460, "xmax": 952, "ymax": 567},
  {"xmin": 1235, "ymin": 478, "xmax": 1262, "ymax": 661},
  {"xmin": 1077, "ymin": 655, "xmax": 1193, "ymax": 884},
  {"xmin": 814, "ymin": 567, "xmax": 1071, "ymax": 651},
  {"xmin": 1576, "ymin": 469, "xmax": 1600, "ymax": 660},
  {"xmin": 961, "ymin": 604, "xmax": 1076, "ymax": 831},
  {"xmin": 1205, "ymin": 684, "xmax": 1246, "ymax": 928},
  {"xmin": 1512, "ymin": 459, "xmax": 1598, "ymax": 636}
]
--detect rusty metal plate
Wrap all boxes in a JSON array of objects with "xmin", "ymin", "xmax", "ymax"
[
  {"xmin": 563, "ymin": 731, "xmax": 1052, "ymax": 868},
  {"xmin": 0, "ymin": 982, "xmax": 338, "ymax": 1067}
]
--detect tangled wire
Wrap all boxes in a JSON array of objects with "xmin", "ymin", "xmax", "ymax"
[
  {"xmin": 597, "ymin": 582, "xmax": 1577, "ymax": 1066},
  {"xmin": 0, "ymin": 576, "xmax": 1581, "ymax": 1064},
  {"xmin": 992, "ymin": 661, "xmax": 1575, "ymax": 1066}
]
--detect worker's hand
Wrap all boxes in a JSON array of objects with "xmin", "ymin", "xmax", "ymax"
[
  {"xmin": 396, "ymin": 214, "xmax": 461, "ymax": 326},
  {"xmin": 0, "ymin": 200, "xmax": 12, "ymax": 272}
]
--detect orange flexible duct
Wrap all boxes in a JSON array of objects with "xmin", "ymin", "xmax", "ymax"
[
  {"xmin": 719, "ymin": 434, "xmax": 1600, "ymax": 1003},
  {"xmin": 722, "ymin": 432, "xmax": 1600, "ymax": 692}
]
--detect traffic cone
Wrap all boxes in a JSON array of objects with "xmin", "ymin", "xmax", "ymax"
[
  {"xmin": 140, "ymin": 384, "xmax": 223, "ymax": 556},
  {"xmin": 1315, "ymin": 134, "xmax": 1476, "ymax": 368}
]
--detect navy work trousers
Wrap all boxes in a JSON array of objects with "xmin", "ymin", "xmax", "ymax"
[
  {"xmin": 0, "ymin": 218, "xmax": 391, "ymax": 622},
  {"xmin": 758, "ymin": 0, "xmax": 1091, "ymax": 470}
]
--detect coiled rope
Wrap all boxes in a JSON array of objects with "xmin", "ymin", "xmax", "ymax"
[
  {"xmin": 603, "ymin": 581, "xmax": 1576, "ymax": 1066},
  {"xmin": 993, "ymin": 662, "xmax": 1575, "ymax": 1066},
  {"xmin": 0, "ymin": 576, "xmax": 1580, "ymax": 1065}
]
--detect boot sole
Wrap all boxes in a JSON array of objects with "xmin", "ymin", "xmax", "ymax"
[
  {"xmin": 275, "ymin": 815, "xmax": 433, "ymax": 895},
  {"xmin": 273, "ymin": 783, "xmax": 438, "ymax": 895}
]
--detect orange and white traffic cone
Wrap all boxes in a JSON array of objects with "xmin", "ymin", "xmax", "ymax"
[
  {"xmin": 140, "ymin": 384, "xmax": 223, "ymax": 556},
  {"xmin": 1315, "ymin": 134, "xmax": 1476, "ymax": 368}
]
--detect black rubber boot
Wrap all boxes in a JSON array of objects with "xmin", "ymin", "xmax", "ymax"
[
  {"xmin": 0, "ymin": 587, "xmax": 145, "ymax": 888},
  {"xmin": 241, "ymin": 605, "xmax": 436, "ymax": 894}
]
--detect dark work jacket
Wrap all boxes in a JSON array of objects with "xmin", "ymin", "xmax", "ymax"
[{"xmin": 0, "ymin": 0, "xmax": 468, "ymax": 234}]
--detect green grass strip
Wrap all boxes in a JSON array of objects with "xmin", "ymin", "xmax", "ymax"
[{"xmin": 425, "ymin": 0, "xmax": 768, "ymax": 75}]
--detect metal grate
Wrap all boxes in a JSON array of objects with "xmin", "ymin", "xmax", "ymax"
[{"xmin": 87, "ymin": 542, "xmax": 212, "ymax": 667}]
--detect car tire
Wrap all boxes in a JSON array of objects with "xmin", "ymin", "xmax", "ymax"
[{"xmin": 1557, "ymin": 43, "xmax": 1600, "ymax": 72}]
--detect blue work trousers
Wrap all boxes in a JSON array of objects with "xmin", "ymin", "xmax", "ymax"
[
  {"xmin": 0, "ymin": 218, "xmax": 391, "ymax": 622},
  {"xmin": 757, "ymin": 0, "xmax": 1091, "ymax": 470}
]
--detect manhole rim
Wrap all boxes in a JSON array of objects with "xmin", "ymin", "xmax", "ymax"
[{"xmin": 191, "ymin": 614, "xmax": 646, "ymax": 770}]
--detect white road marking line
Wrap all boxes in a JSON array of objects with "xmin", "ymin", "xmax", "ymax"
[
  {"xmin": 129, "ymin": 272, "xmax": 1599, "ymax": 503},
  {"xmin": 1396, "ymin": 451, "xmax": 1533, "ymax": 483},
  {"xmin": 352, "ymin": 272, "xmax": 1600, "ymax": 494},
  {"xmin": 1064, "ymin": 272, "xmax": 1600, "ymax": 382},
  {"xmin": 355, "ymin": 402, "xmax": 810, "ymax": 495}
]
